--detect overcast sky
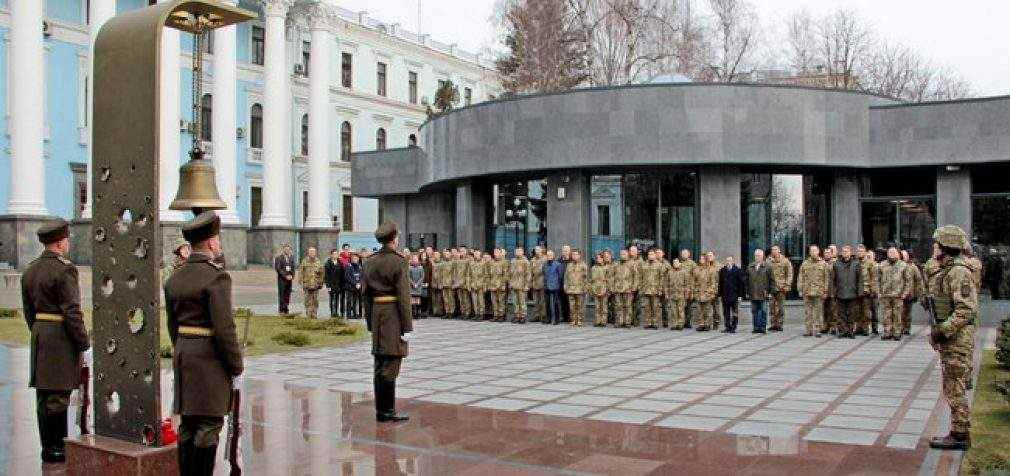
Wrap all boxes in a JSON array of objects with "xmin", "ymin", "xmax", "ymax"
[{"xmin": 334, "ymin": 0, "xmax": 1009, "ymax": 96}]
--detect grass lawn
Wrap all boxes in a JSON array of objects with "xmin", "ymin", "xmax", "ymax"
[
  {"xmin": 962, "ymin": 350, "xmax": 1010, "ymax": 475},
  {"xmin": 0, "ymin": 309, "xmax": 367, "ymax": 359}
]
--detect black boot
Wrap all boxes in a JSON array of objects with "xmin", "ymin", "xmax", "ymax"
[
  {"xmin": 194, "ymin": 445, "xmax": 218, "ymax": 476},
  {"xmin": 374, "ymin": 379, "xmax": 386, "ymax": 419},
  {"xmin": 177, "ymin": 439, "xmax": 194, "ymax": 475},
  {"xmin": 929, "ymin": 431, "xmax": 970, "ymax": 451},
  {"xmin": 377, "ymin": 379, "xmax": 409, "ymax": 422}
]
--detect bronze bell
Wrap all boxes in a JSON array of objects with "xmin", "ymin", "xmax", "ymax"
[{"xmin": 170, "ymin": 150, "xmax": 227, "ymax": 212}]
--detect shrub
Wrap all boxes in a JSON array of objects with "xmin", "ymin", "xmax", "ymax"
[
  {"xmin": 0, "ymin": 308, "xmax": 20, "ymax": 319},
  {"xmin": 293, "ymin": 320, "xmax": 328, "ymax": 332},
  {"xmin": 272, "ymin": 331, "xmax": 310, "ymax": 347},
  {"xmin": 234, "ymin": 308, "xmax": 253, "ymax": 318},
  {"xmin": 996, "ymin": 315, "xmax": 1010, "ymax": 369},
  {"xmin": 328, "ymin": 325, "xmax": 358, "ymax": 336}
]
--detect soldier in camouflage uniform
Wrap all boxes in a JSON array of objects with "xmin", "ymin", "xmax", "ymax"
[
  {"xmin": 590, "ymin": 252, "xmax": 610, "ymax": 327},
  {"xmin": 531, "ymin": 247, "xmax": 547, "ymax": 322},
  {"xmin": 927, "ymin": 225, "xmax": 977, "ymax": 451},
  {"xmin": 641, "ymin": 249, "xmax": 664, "ymax": 329},
  {"xmin": 564, "ymin": 250, "xmax": 588, "ymax": 326},
  {"xmin": 442, "ymin": 250, "xmax": 458, "ymax": 318},
  {"xmin": 876, "ymin": 247, "xmax": 908, "ymax": 340},
  {"xmin": 655, "ymin": 249, "xmax": 672, "ymax": 326},
  {"xmin": 768, "ymin": 246, "xmax": 793, "ymax": 332},
  {"xmin": 489, "ymin": 249, "xmax": 509, "ymax": 321},
  {"xmin": 611, "ymin": 250, "xmax": 634, "ymax": 327},
  {"xmin": 298, "ymin": 247, "xmax": 325, "ymax": 319},
  {"xmin": 667, "ymin": 259, "xmax": 690, "ymax": 330},
  {"xmin": 509, "ymin": 247, "xmax": 532, "ymax": 323},
  {"xmin": 602, "ymin": 250, "xmax": 616, "ymax": 323},
  {"xmin": 469, "ymin": 252, "xmax": 487, "ymax": 320},
  {"xmin": 856, "ymin": 245, "xmax": 880, "ymax": 335},
  {"xmin": 797, "ymin": 245, "xmax": 830, "ymax": 337},
  {"xmin": 823, "ymin": 245, "xmax": 838, "ymax": 334},
  {"xmin": 627, "ymin": 246, "xmax": 644, "ymax": 326},
  {"xmin": 430, "ymin": 252, "xmax": 444, "ymax": 317},
  {"xmin": 679, "ymin": 249, "xmax": 697, "ymax": 328},
  {"xmin": 901, "ymin": 250, "xmax": 923, "ymax": 335},
  {"xmin": 691, "ymin": 253, "xmax": 719, "ymax": 331},
  {"xmin": 455, "ymin": 248, "xmax": 472, "ymax": 318}
]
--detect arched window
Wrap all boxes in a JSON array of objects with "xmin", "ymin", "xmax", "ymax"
[
  {"xmin": 300, "ymin": 114, "xmax": 309, "ymax": 156},
  {"xmin": 408, "ymin": 133, "xmax": 417, "ymax": 147},
  {"xmin": 250, "ymin": 104, "xmax": 263, "ymax": 148},
  {"xmin": 340, "ymin": 121, "xmax": 352, "ymax": 162},
  {"xmin": 376, "ymin": 127, "xmax": 386, "ymax": 151},
  {"xmin": 200, "ymin": 94, "xmax": 212, "ymax": 141}
]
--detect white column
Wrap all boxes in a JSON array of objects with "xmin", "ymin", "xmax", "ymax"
[
  {"xmin": 158, "ymin": 0, "xmax": 185, "ymax": 222},
  {"xmin": 82, "ymin": 0, "xmax": 117, "ymax": 219},
  {"xmin": 304, "ymin": 14, "xmax": 332, "ymax": 228},
  {"xmin": 212, "ymin": 0, "xmax": 241, "ymax": 224},
  {"xmin": 7, "ymin": 0, "xmax": 47, "ymax": 215},
  {"xmin": 258, "ymin": 0, "xmax": 294, "ymax": 227}
]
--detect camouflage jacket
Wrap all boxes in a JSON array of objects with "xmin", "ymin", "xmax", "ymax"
[
  {"xmin": 667, "ymin": 266, "xmax": 691, "ymax": 300},
  {"xmin": 509, "ymin": 257, "xmax": 532, "ymax": 291},
  {"xmin": 589, "ymin": 264, "xmax": 609, "ymax": 296},
  {"xmin": 640, "ymin": 261, "xmax": 665, "ymax": 296},
  {"xmin": 610, "ymin": 260, "xmax": 634, "ymax": 294},
  {"xmin": 489, "ymin": 259, "xmax": 510, "ymax": 290},
  {"xmin": 564, "ymin": 262, "xmax": 589, "ymax": 294},
  {"xmin": 530, "ymin": 256, "xmax": 546, "ymax": 290},
  {"xmin": 797, "ymin": 257, "xmax": 830, "ymax": 297},
  {"xmin": 770, "ymin": 257, "xmax": 794, "ymax": 292},
  {"xmin": 691, "ymin": 263, "xmax": 719, "ymax": 302},
  {"xmin": 297, "ymin": 258, "xmax": 325, "ymax": 290},
  {"xmin": 861, "ymin": 257, "xmax": 878, "ymax": 295}
]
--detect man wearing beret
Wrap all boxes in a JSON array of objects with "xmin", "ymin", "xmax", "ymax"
[
  {"xmin": 362, "ymin": 221, "xmax": 413, "ymax": 422},
  {"xmin": 22, "ymin": 219, "xmax": 90, "ymax": 463},
  {"xmin": 165, "ymin": 212, "xmax": 244, "ymax": 474}
]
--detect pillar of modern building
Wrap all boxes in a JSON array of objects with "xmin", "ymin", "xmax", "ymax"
[
  {"xmin": 545, "ymin": 173, "xmax": 589, "ymax": 252},
  {"xmin": 158, "ymin": 0, "xmax": 185, "ymax": 224},
  {"xmin": 258, "ymin": 0, "xmax": 294, "ymax": 228},
  {"xmin": 936, "ymin": 166, "xmax": 972, "ymax": 237},
  {"xmin": 831, "ymin": 173, "xmax": 861, "ymax": 246},
  {"xmin": 81, "ymin": 0, "xmax": 116, "ymax": 220},
  {"xmin": 304, "ymin": 12, "xmax": 333, "ymax": 229},
  {"xmin": 698, "ymin": 166, "xmax": 741, "ymax": 261},
  {"xmin": 455, "ymin": 182, "xmax": 487, "ymax": 250}
]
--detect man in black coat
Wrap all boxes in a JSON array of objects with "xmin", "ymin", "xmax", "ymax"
[
  {"xmin": 832, "ymin": 245, "xmax": 864, "ymax": 338},
  {"xmin": 718, "ymin": 256, "xmax": 746, "ymax": 333},
  {"xmin": 324, "ymin": 249, "xmax": 344, "ymax": 318},
  {"xmin": 274, "ymin": 244, "xmax": 295, "ymax": 314}
]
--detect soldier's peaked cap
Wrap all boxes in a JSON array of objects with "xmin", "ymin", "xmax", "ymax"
[
  {"xmin": 182, "ymin": 211, "xmax": 221, "ymax": 243},
  {"xmin": 37, "ymin": 218, "xmax": 69, "ymax": 244},
  {"xmin": 374, "ymin": 221, "xmax": 399, "ymax": 243}
]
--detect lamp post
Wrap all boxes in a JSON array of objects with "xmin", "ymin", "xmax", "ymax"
[{"xmin": 504, "ymin": 196, "xmax": 527, "ymax": 253}]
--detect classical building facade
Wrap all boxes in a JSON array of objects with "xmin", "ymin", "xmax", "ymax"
[
  {"xmin": 0, "ymin": 0, "xmax": 500, "ymax": 268},
  {"xmin": 354, "ymin": 83, "xmax": 1010, "ymax": 294}
]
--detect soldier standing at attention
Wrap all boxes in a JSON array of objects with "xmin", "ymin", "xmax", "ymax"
[
  {"xmin": 602, "ymin": 249, "xmax": 617, "ymax": 323},
  {"xmin": 679, "ymin": 249, "xmax": 697, "ymax": 328},
  {"xmin": 22, "ymin": 219, "xmax": 90, "ymax": 463},
  {"xmin": 564, "ymin": 250, "xmax": 588, "ymax": 326},
  {"xmin": 691, "ymin": 253, "xmax": 718, "ymax": 331},
  {"xmin": 832, "ymin": 245, "xmax": 863, "ymax": 339},
  {"xmin": 641, "ymin": 249, "xmax": 663, "ymax": 329},
  {"xmin": 626, "ymin": 246, "xmax": 644, "ymax": 326},
  {"xmin": 611, "ymin": 250, "xmax": 633, "ymax": 327},
  {"xmin": 667, "ymin": 259, "xmax": 689, "ymax": 330},
  {"xmin": 590, "ymin": 252, "xmax": 610, "ymax": 327},
  {"xmin": 530, "ymin": 246, "xmax": 547, "ymax": 322},
  {"xmin": 768, "ymin": 246, "xmax": 793, "ymax": 332},
  {"xmin": 797, "ymin": 245, "xmax": 830, "ymax": 337},
  {"xmin": 470, "ymin": 251, "xmax": 487, "ymax": 320},
  {"xmin": 275, "ymin": 244, "xmax": 295, "ymax": 315},
  {"xmin": 165, "ymin": 212, "xmax": 244, "ymax": 474},
  {"xmin": 490, "ymin": 249, "xmax": 509, "ymax": 321},
  {"xmin": 823, "ymin": 245, "xmax": 838, "ymax": 335},
  {"xmin": 857, "ymin": 244, "xmax": 880, "ymax": 335},
  {"xmin": 877, "ymin": 247, "xmax": 909, "ymax": 340},
  {"xmin": 455, "ymin": 247, "xmax": 471, "ymax": 319},
  {"xmin": 361, "ymin": 222, "xmax": 413, "ymax": 423},
  {"xmin": 429, "ymin": 251, "xmax": 443, "ymax": 318},
  {"xmin": 928, "ymin": 226, "xmax": 977, "ymax": 450},
  {"xmin": 509, "ymin": 247, "xmax": 532, "ymax": 323},
  {"xmin": 443, "ymin": 249, "xmax": 459, "ymax": 318},
  {"xmin": 901, "ymin": 250, "xmax": 923, "ymax": 336},
  {"xmin": 298, "ymin": 247, "xmax": 325, "ymax": 319}
]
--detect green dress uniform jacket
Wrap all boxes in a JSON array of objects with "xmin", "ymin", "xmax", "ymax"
[
  {"xmin": 361, "ymin": 247, "xmax": 413, "ymax": 357},
  {"xmin": 22, "ymin": 251, "xmax": 90, "ymax": 391},
  {"xmin": 165, "ymin": 252, "xmax": 244, "ymax": 416}
]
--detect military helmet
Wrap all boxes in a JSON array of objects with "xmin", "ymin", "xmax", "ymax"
[{"xmin": 933, "ymin": 225, "xmax": 970, "ymax": 251}]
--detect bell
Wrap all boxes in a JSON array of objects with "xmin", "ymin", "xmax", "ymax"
[{"xmin": 170, "ymin": 150, "xmax": 227, "ymax": 212}]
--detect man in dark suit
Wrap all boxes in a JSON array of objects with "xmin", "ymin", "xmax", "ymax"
[
  {"xmin": 325, "ymin": 249, "xmax": 344, "ymax": 318},
  {"xmin": 718, "ymin": 256, "xmax": 746, "ymax": 333},
  {"xmin": 275, "ymin": 244, "xmax": 295, "ymax": 314},
  {"xmin": 165, "ymin": 212, "xmax": 244, "ymax": 475},
  {"xmin": 21, "ymin": 219, "xmax": 90, "ymax": 463},
  {"xmin": 362, "ymin": 221, "xmax": 413, "ymax": 422}
]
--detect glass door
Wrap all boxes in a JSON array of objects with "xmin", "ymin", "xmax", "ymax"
[{"xmin": 860, "ymin": 198, "xmax": 936, "ymax": 262}]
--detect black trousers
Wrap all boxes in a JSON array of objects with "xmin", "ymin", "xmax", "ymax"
[
  {"xmin": 178, "ymin": 415, "xmax": 224, "ymax": 476},
  {"xmin": 329, "ymin": 290, "xmax": 340, "ymax": 317},
  {"xmin": 722, "ymin": 300, "xmax": 739, "ymax": 331},
  {"xmin": 277, "ymin": 278, "xmax": 292, "ymax": 313},
  {"xmin": 374, "ymin": 356, "xmax": 403, "ymax": 416},
  {"xmin": 546, "ymin": 290, "xmax": 562, "ymax": 324},
  {"xmin": 36, "ymin": 390, "xmax": 70, "ymax": 454},
  {"xmin": 560, "ymin": 290, "xmax": 571, "ymax": 322}
]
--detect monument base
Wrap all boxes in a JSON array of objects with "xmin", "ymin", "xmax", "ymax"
[
  {"xmin": 0, "ymin": 214, "xmax": 60, "ymax": 269},
  {"xmin": 299, "ymin": 227, "xmax": 341, "ymax": 257},
  {"xmin": 65, "ymin": 435, "xmax": 177, "ymax": 475},
  {"xmin": 248, "ymin": 226, "xmax": 298, "ymax": 265},
  {"xmin": 69, "ymin": 218, "xmax": 94, "ymax": 265}
]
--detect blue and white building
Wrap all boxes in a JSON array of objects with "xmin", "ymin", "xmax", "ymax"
[{"xmin": 0, "ymin": 0, "xmax": 500, "ymax": 267}]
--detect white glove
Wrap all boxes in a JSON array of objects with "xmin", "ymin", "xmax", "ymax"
[{"xmin": 401, "ymin": 332, "xmax": 413, "ymax": 342}]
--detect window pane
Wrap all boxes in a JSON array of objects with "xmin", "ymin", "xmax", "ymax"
[
  {"xmin": 341, "ymin": 122, "xmax": 352, "ymax": 161},
  {"xmin": 590, "ymin": 171, "xmax": 696, "ymax": 259},
  {"xmin": 342, "ymin": 195, "xmax": 354, "ymax": 231},
  {"xmin": 376, "ymin": 62, "xmax": 386, "ymax": 96},
  {"xmin": 408, "ymin": 71, "xmax": 418, "ymax": 104},
  {"xmin": 972, "ymin": 195, "xmax": 1010, "ymax": 298},
  {"xmin": 860, "ymin": 168, "xmax": 936, "ymax": 197},
  {"xmin": 376, "ymin": 128, "xmax": 386, "ymax": 150},
  {"xmin": 341, "ymin": 53, "xmax": 352, "ymax": 88},
  {"xmin": 250, "ymin": 104, "xmax": 263, "ymax": 148},
  {"xmin": 200, "ymin": 94, "xmax": 212, "ymax": 141},
  {"xmin": 252, "ymin": 26, "xmax": 264, "ymax": 66},
  {"xmin": 300, "ymin": 114, "xmax": 309, "ymax": 156}
]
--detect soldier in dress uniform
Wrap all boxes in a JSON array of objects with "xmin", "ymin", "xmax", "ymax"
[
  {"xmin": 22, "ymin": 219, "xmax": 90, "ymax": 463},
  {"xmin": 667, "ymin": 259, "xmax": 690, "ymax": 330},
  {"xmin": 611, "ymin": 250, "xmax": 634, "ymax": 327},
  {"xmin": 564, "ymin": 250, "xmax": 588, "ymax": 326},
  {"xmin": 361, "ymin": 221, "xmax": 413, "ymax": 423},
  {"xmin": 590, "ymin": 252, "xmax": 610, "ymax": 327},
  {"xmin": 531, "ymin": 247, "xmax": 547, "ymax": 322},
  {"xmin": 877, "ymin": 247, "xmax": 909, "ymax": 340},
  {"xmin": 164, "ymin": 212, "xmax": 244, "ymax": 475},
  {"xmin": 509, "ymin": 248, "xmax": 532, "ymax": 323},
  {"xmin": 927, "ymin": 225, "xmax": 977, "ymax": 451},
  {"xmin": 297, "ymin": 247, "xmax": 325, "ymax": 319},
  {"xmin": 901, "ymin": 250, "xmax": 923, "ymax": 335},
  {"xmin": 490, "ymin": 249, "xmax": 509, "ymax": 321},
  {"xmin": 641, "ymin": 249, "xmax": 664, "ymax": 329},
  {"xmin": 768, "ymin": 246, "xmax": 793, "ymax": 332}
]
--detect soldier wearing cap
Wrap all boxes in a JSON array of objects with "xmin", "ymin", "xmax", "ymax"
[
  {"xmin": 21, "ymin": 219, "xmax": 90, "ymax": 463},
  {"xmin": 164, "ymin": 212, "xmax": 244, "ymax": 474},
  {"xmin": 362, "ymin": 221, "xmax": 413, "ymax": 422},
  {"xmin": 927, "ymin": 225, "xmax": 977, "ymax": 451}
]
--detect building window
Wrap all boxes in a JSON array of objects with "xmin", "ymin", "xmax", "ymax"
[
  {"xmin": 300, "ymin": 114, "xmax": 309, "ymax": 156},
  {"xmin": 342, "ymin": 195, "xmax": 354, "ymax": 231},
  {"xmin": 301, "ymin": 40, "xmax": 310, "ymax": 76},
  {"xmin": 376, "ymin": 128, "xmax": 386, "ymax": 150},
  {"xmin": 251, "ymin": 186, "xmax": 263, "ymax": 227},
  {"xmin": 202, "ymin": 30, "xmax": 215, "ymax": 55},
  {"xmin": 250, "ymin": 104, "xmax": 263, "ymax": 148},
  {"xmin": 590, "ymin": 172, "xmax": 697, "ymax": 259},
  {"xmin": 408, "ymin": 134, "xmax": 417, "ymax": 147},
  {"xmin": 376, "ymin": 62, "xmax": 387, "ymax": 97},
  {"xmin": 340, "ymin": 121, "xmax": 352, "ymax": 162},
  {"xmin": 72, "ymin": 165, "xmax": 87, "ymax": 219},
  {"xmin": 597, "ymin": 205, "xmax": 610, "ymax": 236},
  {"xmin": 464, "ymin": 87, "xmax": 472, "ymax": 106},
  {"xmin": 341, "ymin": 53, "xmax": 352, "ymax": 88},
  {"xmin": 302, "ymin": 190, "xmax": 309, "ymax": 224},
  {"xmin": 251, "ymin": 26, "xmax": 265, "ymax": 66},
  {"xmin": 200, "ymin": 94, "xmax": 212, "ymax": 141},
  {"xmin": 408, "ymin": 71, "xmax": 418, "ymax": 104}
]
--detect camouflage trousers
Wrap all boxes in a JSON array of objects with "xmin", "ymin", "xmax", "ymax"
[
  {"xmin": 803, "ymin": 296, "xmax": 824, "ymax": 335},
  {"xmin": 491, "ymin": 290, "xmax": 507, "ymax": 320},
  {"xmin": 879, "ymin": 296, "xmax": 904, "ymax": 338},
  {"xmin": 532, "ymin": 289, "xmax": 546, "ymax": 322},
  {"xmin": 568, "ymin": 293, "xmax": 585, "ymax": 326},
  {"xmin": 857, "ymin": 296, "xmax": 874, "ymax": 332},
  {"xmin": 668, "ymin": 298, "xmax": 686, "ymax": 329},
  {"xmin": 630, "ymin": 293, "xmax": 641, "ymax": 326},
  {"xmin": 692, "ymin": 299, "xmax": 716, "ymax": 330},
  {"xmin": 769, "ymin": 291, "xmax": 787, "ymax": 329},
  {"xmin": 431, "ymin": 288, "xmax": 444, "ymax": 316},
  {"xmin": 470, "ymin": 290, "xmax": 486, "ymax": 318},
  {"xmin": 456, "ymin": 288, "xmax": 471, "ymax": 318},
  {"xmin": 512, "ymin": 289, "xmax": 529, "ymax": 322},
  {"xmin": 593, "ymin": 294, "xmax": 609, "ymax": 326},
  {"xmin": 823, "ymin": 297, "xmax": 837, "ymax": 332},
  {"xmin": 303, "ymin": 288, "xmax": 319, "ymax": 318},
  {"xmin": 836, "ymin": 298, "xmax": 858, "ymax": 336},
  {"xmin": 443, "ymin": 287, "xmax": 457, "ymax": 317},
  {"xmin": 644, "ymin": 295, "xmax": 662, "ymax": 327},
  {"xmin": 614, "ymin": 293, "xmax": 633, "ymax": 326},
  {"xmin": 938, "ymin": 326, "xmax": 974, "ymax": 434},
  {"xmin": 901, "ymin": 298, "xmax": 915, "ymax": 334}
]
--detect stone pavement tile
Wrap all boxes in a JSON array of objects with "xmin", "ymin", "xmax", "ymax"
[
  {"xmin": 684, "ymin": 376, "xmax": 738, "ymax": 386},
  {"xmin": 562, "ymin": 375, "xmax": 618, "ymax": 386},
  {"xmin": 832, "ymin": 404, "xmax": 899, "ymax": 418},
  {"xmin": 470, "ymin": 398, "xmax": 539, "ymax": 411},
  {"xmin": 504, "ymin": 389, "xmax": 568, "ymax": 402},
  {"xmin": 330, "ymin": 382, "xmax": 372, "ymax": 393},
  {"xmin": 617, "ymin": 399, "xmax": 687, "ymax": 413},
  {"xmin": 654, "ymin": 415, "xmax": 730, "ymax": 431},
  {"xmin": 588, "ymin": 386, "xmax": 649, "ymax": 398},
  {"xmin": 558, "ymin": 394, "xmax": 626, "ymax": 407},
  {"xmin": 902, "ymin": 408, "xmax": 932, "ymax": 421},
  {"xmin": 526, "ymin": 403, "xmax": 598, "ymax": 418},
  {"xmin": 844, "ymin": 395, "xmax": 903, "ymax": 406},
  {"xmin": 668, "ymin": 383, "xmax": 723, "ymax": 393},
  {"xmin": 910, "ymin": 398, "xmax": 937, "ymax": 410},
  {"xmin": 896, "ymin": 420, "xmax": 928, "ymax": 434},
  {"xmin": 679, "ymin": 404, "xmax": 748, "ymax": 419},
  {"xmin": 397, "ymin": 387, "xmax": 434, "ymax": 399},
  {"xmin": 702, "ymin": 395, "xmax": 765, "ymax": 407},
  {"xmin": 721, "ymin": 386, "xmax": 780, "ymax": 398},
  {"xmin": 851, "ymin": 386, "xmax": 911, "ymax": 398},
  {"xmin": 488, "ymin": 377, "xmax": 547, "ymax": 387},
  {"xmin": 727, "ymin": 421, "xmax": 802, "ymax": 438},
  {"xmin": 886, "ymin": 434, "xmax": 921, "ymax": 450},
  {"xmin": 640, "ymin": 391, "xmax": 704, "ymax": 403},
  {"xmin": 417, "ymin": 392, "xmax": 485, "ymax": 405},
  {"xmin": 457, "ymin": 385, "xmax": 516, "ymax": 396},
  {"xmin": 748, "ymin": 410, "xmax": 818, "ymax": 425},
  {"xmin": 440, "ymin": 373, "xmax": 493, "ymax": 384},
  {"xmin": 535, "ymin": 382, "xmax": 595, "ymax": 393},
  {"xmin": 819, "ymin": 415, "xmax": 889, "ymax": 431},
  {"xmin": 613, "ymin": 379, "xmax": 673, "ymax": 389},
  {"xmin": 804, "ymin": 427, "xmax": 880, "ymax": 446},
  {"xmin": 736, "ymin": 379, "xmax": 796, "ymax": 389},
  {"xmin": 782, "ymin": 390, "xmax": 839, "ymax": 402},
  {"xmin": 793, "ymin": 384, "xmax": 850, "ymax": 394},
  {"xmin": 588, "ymin": 409, "xmax": 661, "ymax": 425}
]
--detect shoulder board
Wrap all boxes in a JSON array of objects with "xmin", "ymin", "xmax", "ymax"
[
  {"xmin": 58, "ymin": 256, "xmax": 74, "ymax": 266},
  {"xmin": 205, "ymin": 260, "xmax": 224, "ymax": 270}
]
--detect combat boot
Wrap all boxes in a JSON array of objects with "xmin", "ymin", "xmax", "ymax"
[
  {"xmin": 929, "ymin": 431, "xmax": 970, "ymax": 451},
  {"xmin": 193, "ymin": 445, "xmax": 218, "ymax": 476},
  {"xmin": 376, "ymin": 380, "xmax": 409, "ymax": 423}
]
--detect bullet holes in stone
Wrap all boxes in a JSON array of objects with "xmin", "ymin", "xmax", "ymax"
[
  {"xmin": 116, "ymin": 209, "xmax": 133, "ymax": 234},
  {"xmin": 101, "ymin": 276, "xmax": 114, "ymax": 297},
  {"xmin": 134, "ymin": 238, "xmax": 149, "ymax": 259},
  {"xmin": 106, "ymin": 338, "xmax": 117, "ymax": 354},
  {"xmin": 128, "ymin": 308, "xmax": 145, "ymax": 334},
  {"xmin": 95, "ymin": 227, "xmax": 107, "ymax": 242},
  {"xmin": 135, "ymin": 213, "xmax": 149, "ymax": 228},
  {"xmin": 143, "ymin": 369, "xmax": 153, "ymax": 385},
  {"xmin": 106, "ymin": 391, "xmax": 121, "ymax": 415},
  {"xmin": 100, "ymin": 168, "xmax": 111, "ymax": 182},
  {"xmin": 127, "ymin": 275, "xmax": 138, "ymax": 290}
]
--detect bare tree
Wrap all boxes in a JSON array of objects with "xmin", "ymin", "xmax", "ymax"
[
  {"xmin": 576, "ymin": 0, "xmax": 686, "ymax": 85},
  {"xmin": 860, "ymin": 39, "xmax": 975, "ymax": 102},
  {"xmin": 816, "ymin": 8, "xmax": 873, "ymax": 89},
  {"xmin": 700, "ymin": 0, "xmax": 761, "ymax": 82},
  {"xmin": 495, "ymin": 0, "xmax": 592, "ymax": 94},
  {"xmin": 783, "ymin": 9, "xmax": 818, "ymax": 75}
]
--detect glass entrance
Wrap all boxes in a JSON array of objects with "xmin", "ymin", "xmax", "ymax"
[
  {"xmin": 860, "ymin": 198, "xmax": 936, "ymax": 263},
  {"xmin": 492, "ymin": 179, "xmax": 547, "ymax": 254},
  {"xmin": 590, "ymin": 171, "xmax": 697, "ymax": 258}
]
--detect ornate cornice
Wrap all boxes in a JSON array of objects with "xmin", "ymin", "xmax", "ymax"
[{"xmin": 262, "ymin": 0, "xmax": 295, "ymax": 18}]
